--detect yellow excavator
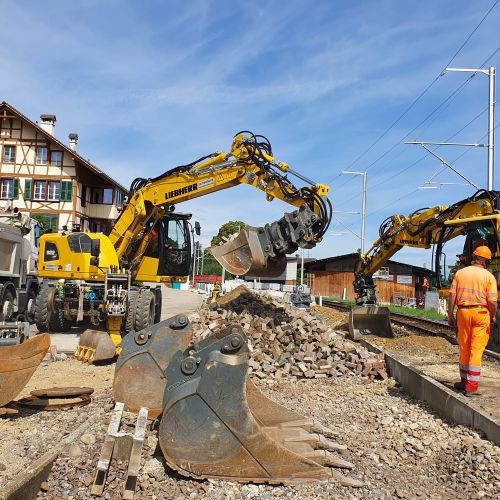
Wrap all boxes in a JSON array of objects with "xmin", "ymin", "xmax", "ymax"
[
  {"xmin": 35, "ymin": 131, "xmax": 331, "ymax": 362},
  {"xmin": 350, "ymin": 189, "xmax": 500, "ymax": 354},
  {"xmin": 33, "ymin": 132, "xmax": 364, "ymax": 486}
]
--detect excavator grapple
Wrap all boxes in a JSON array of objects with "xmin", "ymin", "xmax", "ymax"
[
  {"xmin": 348, "ymin": 306, "xmax": 394, "ymax": 340},
  {"xmin": 0, "ymin": 332, "xmax": 50, "ymax": 408},
  {"xmin": 114, "ymin": 317, "xmax": 362, "ymax": 487}
]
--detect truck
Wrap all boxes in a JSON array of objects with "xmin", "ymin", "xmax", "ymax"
[{"xmin": 0, "ymin": 210, "xmax": 40, "ymax": 322}]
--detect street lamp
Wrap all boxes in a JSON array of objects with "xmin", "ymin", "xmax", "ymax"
[
  {"xmin": 446, "ymin": 67, "xmax": 496, "ymax": 190},
  {"xmin": 342, "ymin": 171, "xmax": 367, "ymax": 254}
]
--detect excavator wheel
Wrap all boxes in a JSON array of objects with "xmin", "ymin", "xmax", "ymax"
[
  {"xmin": 113, "ymin": 317, "xmax": 363, "ymax": 486},
  {"xmin": 34, "ymin": 283, "xmax": 54, "ymax": 333},
  {"xmin": 134, "ymin": 289, "xmax": 156, "ymax": 331},
  {"xmin": 124, "ymin": 289, "xmax": 139, "ymax": 333}
]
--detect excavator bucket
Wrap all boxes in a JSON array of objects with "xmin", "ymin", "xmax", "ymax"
[
  {"xmin": 74, "ymin": 329, "xmax": 117, "ymax": 364},
  {"xmin": 348, "ymin": 306, "xmax": 394, "ymax": 340},
  {"xmin": 209, "ymin": 226, "xmax": 287, "ymax": 278},
  {"xmin": 114, "ymin": 316, "xmax": 362, "ymax": 486},
  {"xmin": 0, "ymin": 333, "xmax": 50, "ymax": 407}
]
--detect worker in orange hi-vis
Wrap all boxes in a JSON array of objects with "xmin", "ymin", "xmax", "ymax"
[{"xmin": 448, "ymin": 245, "xmax": 498, "ymax": 396}]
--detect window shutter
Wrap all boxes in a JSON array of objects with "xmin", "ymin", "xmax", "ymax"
[
  {"xmin": 12, "ymin": 178, "xmax": 19, "ymax": 199},
  {"xmin": 60, "ymin": 180, "xmax": 73, "ymax": 201},
  {"xmin": 24, "ymin": 179, "xmax": 32, "ymax": 200}
]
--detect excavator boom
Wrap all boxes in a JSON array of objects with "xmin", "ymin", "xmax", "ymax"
[{"xmin": 350, "ymin": 189, "xmax": 500, "ymax": 346}]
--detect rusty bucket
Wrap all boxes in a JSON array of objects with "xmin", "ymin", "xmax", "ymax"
[
  {"xmin": 0, "ymin": 333, "xmax": 50, "ymax": 407},
  {"xmin": 114, "ymin": 317, "xmax": 362, "ymax": 486},
  {"xmin": 348, "ymin": 306, "xmax": 394, "ymax": 340},
  {"xmin": 209, "ymin": 226, "xmax": 287, "ymax": 277},
  {"xmin": 75, "ymin": 329, "xmax": 117, "ymax": 364}
]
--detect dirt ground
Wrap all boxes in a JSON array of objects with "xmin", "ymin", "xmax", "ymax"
[{"xmin": 1, "ymin": 306, "xmax": 500, "ymax": 498}]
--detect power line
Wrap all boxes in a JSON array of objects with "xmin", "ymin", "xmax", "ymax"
[{"xmin": 327, "ymin": 0, "xmax": 499, "ymax": 185}]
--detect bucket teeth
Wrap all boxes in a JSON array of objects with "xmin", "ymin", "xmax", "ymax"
[
  {"xmin": 114, "ymin": 318, "xmax": 360, "ymax": 486},
  {"xmin": 330, "ymin": 470, "xmax": 365, "ymax": 488}
]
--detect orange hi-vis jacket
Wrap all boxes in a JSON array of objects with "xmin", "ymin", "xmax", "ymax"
[
  {"xmin": 449, "ymin": 265, "xmax": 497, "ymax": 307},
  {"xmin": 450, "ymin": 265, "xmax": 497, "ymax": 392}
]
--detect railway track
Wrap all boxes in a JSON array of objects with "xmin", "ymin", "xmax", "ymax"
[{"xmin": 321, "ymin": 299, "xmax": 500, "ymax": 360}]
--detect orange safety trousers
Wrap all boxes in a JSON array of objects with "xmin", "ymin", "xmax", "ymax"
[{"xmin": 456, "ymin": 308, "xmax": 490, "ymax": 392}]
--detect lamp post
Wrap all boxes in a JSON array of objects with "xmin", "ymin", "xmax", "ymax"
[
  {"xmin": 446, "ymin": 67, "xmax": 496, "ymax": 190},
  {"xmin": 342, "ymin": 171, "xmax": 367, "ymax": 254}
]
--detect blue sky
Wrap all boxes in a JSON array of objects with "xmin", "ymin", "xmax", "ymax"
[{"xmin": 1, "ymin": 0, "xmax": 500, "ymax": 267}]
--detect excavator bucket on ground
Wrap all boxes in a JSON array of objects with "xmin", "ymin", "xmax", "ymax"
[
  {"xmin": 348, "ymin": 305, "xmax": 394, "ymax": 340},
  {"xmin": 114, "ymin": 316, "xmax": 363, "ymax": 487},
  {"xmin": 209, "ymin": 226, "xmax": 287, "ymax": 278},
  {"xmin": 74, "ymin": 329, "xmax": 117, "ymax": 364},
  {"xmin": 0, "ymin": 332, "xmax": 50, "ymax": 408}
]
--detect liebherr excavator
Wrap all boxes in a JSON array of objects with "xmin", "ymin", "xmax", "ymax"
[
  {"xmin": 33, "ymin": 133, "xmax": 360, "ymax": 486},
  {"xmin": 36, "ymin": 131, "xmax": 331, "ymax": 362},
  {"xmin": 350, "ymin": 189, "xmax": 500, "ymax": 354}
]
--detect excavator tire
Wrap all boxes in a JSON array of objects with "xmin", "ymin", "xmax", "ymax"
[
  {"xmin": 113, "ymin": 317, "xmax": 363, "ymax": 486},
  {"xmin": 124, "ymin": 288, "xmax": 139, "ymax": 333},
  {"xmin": 34, "ymin": 283, "xmax": 53, "ymax": 333},
  {"xmin": 134, "ymin": 288, "xmax": 155, "ymax": 331},
  {"xmin": 0, "ymin": 333, "xmax": 50, "ymax": 407}
]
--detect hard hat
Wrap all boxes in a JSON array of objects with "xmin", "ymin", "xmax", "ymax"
[{"xmin": 473, "ymin": 245, "xmax": 492, "ymax": 260}]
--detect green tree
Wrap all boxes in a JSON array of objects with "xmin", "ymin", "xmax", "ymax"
[{"xmin": 210, "ymin": 220, "xmax": 245, "ymax": 246}]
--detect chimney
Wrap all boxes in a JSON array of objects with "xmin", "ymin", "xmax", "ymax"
[
  {"xmin": 39, "ymin": 114, "xmax": 56, "ymax": 135},
  {"xmin": 68, "ymin": 133, "xmax": 78, "ymax": 151}
]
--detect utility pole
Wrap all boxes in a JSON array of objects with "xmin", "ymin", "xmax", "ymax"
[
  {"xmin": 446, "ymin": 67, "xmax": 496, "ymax": 190},
  {"xmin": 300, "ymin": 249, "xmax": 304, "ymax": 286},
  {"xmin": 342, "ymin": 171, "xmax": 367, "ymax": 254}
]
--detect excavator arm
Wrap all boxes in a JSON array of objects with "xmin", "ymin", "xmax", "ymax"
[
  {"xmin": 354, "ymin": 190, "xmax": 499, "ymax": 305},
  {"xmin": 109, "ymin": 131, "xmax": 331, "ymax": 277},
  {"xmin": 349, "ymin": 190, "xmax": 500, "ymax": 339}
]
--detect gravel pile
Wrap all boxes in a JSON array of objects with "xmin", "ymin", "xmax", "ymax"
[{"xmin": 189, "ymin": 286, "xmax": 388, "ymax": 382}]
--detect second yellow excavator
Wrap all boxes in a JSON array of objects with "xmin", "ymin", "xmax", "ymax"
[{"xmin": 350, "ymin": 189, "xmax": 500, "ymax": 354}]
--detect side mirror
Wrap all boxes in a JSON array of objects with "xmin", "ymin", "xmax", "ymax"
[
  {"xmin": 195, "ymin": 221, "xmax": 201, "ymax": 236},
  {"xmin": 90, "ymin": 238, "xmax": 101, "ymax": 266}
]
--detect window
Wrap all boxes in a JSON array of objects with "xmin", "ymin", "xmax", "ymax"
[
  {"xmin": 116, "ymin": 190, "xmax": 123, "ymax": 206},
  {"xmin": 48, "ymin": 181, "xmax": 60, "ymax": 201},
  {"xmin": 2, "ymin": 145, "xmax": 15, "ymax": 163},
  {"xmin": 36, "ymin": 146, "xmax": 48, "ymax": 165},
  {"xmin": 33, "ymin": 213, "xmax": 58, "ymax": 234},
  {"xmin": 33, "ymin": 180, "xmax": 47, "ymax": 200},
  {"xmin": 0, "ymin": 178, "xmax": 18, "ymax": 199},
  {"xmin": 60, "ymin": 180, "xmax": 73, "ymax": 201},
  {"xmin": 50, "ymin": 151, "xmax": 63, "ymax": 166},
  {"xmin": 91, "ymin": 187, "xmax": 114, "ymax": 204},
  {"xmin": 81, "ymin": 185, "xmax": 87, "ymax": 207}
]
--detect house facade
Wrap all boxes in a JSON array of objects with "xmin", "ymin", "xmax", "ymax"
[{"xmin": 0, "ymin": 101, "xmax": 127, "ymax": 234}]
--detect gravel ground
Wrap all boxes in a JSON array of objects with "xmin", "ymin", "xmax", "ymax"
[{"xmin": 36, "ymin": 376, "xmax": 500, "ymax": 499}]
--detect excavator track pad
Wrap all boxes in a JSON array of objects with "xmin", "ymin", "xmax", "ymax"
[
  {"xmin": 0, "ymin": 333, "xmax": 50, "ymax": 408},
  {"xmin": 114, "ymin": 316, "xmax": 362, "ymax": 487},
  {"xmin": 348, "ymin": 306, "xmax": 394, "ymax": 340}
]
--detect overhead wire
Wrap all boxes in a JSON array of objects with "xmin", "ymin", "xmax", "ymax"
[{"xmin": 327, "ymin": 0, "xmax": 500, "ymax": 186}]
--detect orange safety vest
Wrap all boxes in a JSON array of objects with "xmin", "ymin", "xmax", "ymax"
[{"xmin": 449, "ymin": 265, "xmax": 497, "ymax": 306}]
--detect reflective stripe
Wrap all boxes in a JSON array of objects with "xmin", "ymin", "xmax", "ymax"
[
  {"xmin": 460, "ymin": 364, "xmax": 481, "ymax": 371},
  {"xmin": 463, "ymin": 373, "xmax": 481, "ymax": 382}
]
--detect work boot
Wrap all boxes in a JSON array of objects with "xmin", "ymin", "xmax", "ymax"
[
  {"xmin": 464, "ymin": 390, "xmax": 480, "ymax": 398},
  {"xmin": 453, "ymin": 381, "xmax": 465, "ymax": 390}
]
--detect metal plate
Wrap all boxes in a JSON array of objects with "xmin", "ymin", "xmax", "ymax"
[
  {"xmin": 17, "ymin": 394, "xmax": 91, "ymax": 411},
  {"xmin": 30, "ymin": 386, "xmax": 94, "ymax": 398}
]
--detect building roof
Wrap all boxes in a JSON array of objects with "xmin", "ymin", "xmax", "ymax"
[
  {"xmin": 0, "ymin": 101, "xmax": 127, "ymax": 193},
  {"xmin": 305, "ymin": 252, "xmax": 433, "ymax": 275}
]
